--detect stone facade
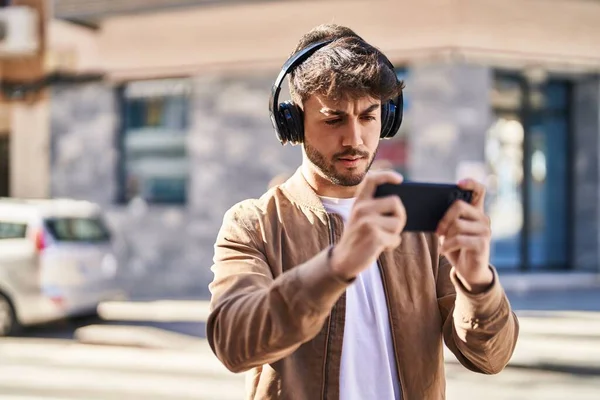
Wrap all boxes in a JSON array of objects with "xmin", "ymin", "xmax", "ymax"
[
  {"xmin": 50, "ymin": 73, "xmax": 302, "ymax": 299},
  {"xmin": 51, "ymin": 83, "xmax": 118, "ymax": 204},
  {"xmin": 573, "ymin": 78, "xmax": 600, "ymax": 272},
  {"xmin": 408, "ymin": 62, "xmax": 491, "ymax": 183},
  {"xmin": 49, "ymin": 64, "xmax": 600, "ymax": 300}
]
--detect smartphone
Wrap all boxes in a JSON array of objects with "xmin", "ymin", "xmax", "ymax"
[{"xmin": 374, "ymin": 182, "xmax": 473, "ymax": 232}]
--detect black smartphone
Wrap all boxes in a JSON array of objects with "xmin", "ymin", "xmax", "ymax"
[{"xmin": 374, "ymin": 182, "xmax": 473, "ymax": 232}]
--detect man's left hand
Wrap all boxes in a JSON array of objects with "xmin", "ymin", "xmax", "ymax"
[{"xmin": 436, "ymin": 179, "xmax": 494, "ymax": 294}]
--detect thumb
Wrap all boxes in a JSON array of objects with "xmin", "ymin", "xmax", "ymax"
[{"xmin": 438, "ymin": 235, "xmax": 445, "ymax": 250}]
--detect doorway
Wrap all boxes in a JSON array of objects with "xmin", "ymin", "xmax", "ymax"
[{"xmin": 487, "ymin": 73, "xmax": 571, "ymax": 271}]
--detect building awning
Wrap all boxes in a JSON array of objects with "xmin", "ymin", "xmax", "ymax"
[
  {"xmin": 53, "ymin": 0, "xmax": 301, "ymax": 21},
  {"xmin": 52, "ymin": 0, "xmax": 600, "ymax": 80}
]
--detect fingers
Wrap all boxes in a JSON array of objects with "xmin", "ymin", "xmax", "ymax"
[
  {"xmin": 352, "ymin": 196, "xmax": 406, "ymax": 229},
  {"xmin": 350, "ymin": 196, "xmax": 406, "ymax": 251},
  {"xmin": 436, "ymin": 200, "xmax": 482, "ymax": 236},
  {"xmin": 380, "ymin": 230, "xmax": 403, "ymax": 250},
  {"xmin": 444, "ymin": 218, "xmax": 490, "ymax": 239},
  {"xmin": 440, "ymin": 234, "xmax": 489, "ymax": 254},
  {"xmin": 437, "ymin": 198, "xmax": 491, "ymax": 255},
  {"xmin": 366, "ymin": 196, "xmax": 406, "ymax": 219},
  {"xmin": 349, "ymin": 212, "xmax": 404, "ymax": 253},
  {"xmin": 457, "ymin": 179, "xmax": 486, "ymax": 210},
  {"xmin": 371, "ymin": 215, "xmax": 406, "ymax": 236},
  {"xmin": 356, "ymin": 170, "xmax": 403, "ymax": 202}
]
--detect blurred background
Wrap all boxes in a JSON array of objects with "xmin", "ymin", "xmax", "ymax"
[{"xmin": 0, "ymin": 0, "xmax": 599, "ymax": 399}]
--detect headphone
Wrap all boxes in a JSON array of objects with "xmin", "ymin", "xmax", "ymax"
[{"xmin": 269, "ymin": 38, "xmax": 404, "ymax": 145}]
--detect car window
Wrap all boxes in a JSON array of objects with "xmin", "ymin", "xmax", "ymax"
[
  {"xmin": 44, "ymin": 217, "xmax": 111, "ymax": 242},
  {"xmin": 0, "ymin": 221, "xmax": 27, "ymax": 239}
]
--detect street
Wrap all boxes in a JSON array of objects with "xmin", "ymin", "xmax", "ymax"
[
  {"xmin": 1, "ymin": 286, "xmax": 599, "ymax": 399},
  {"xmin": 446, "ymin": 363, "xmax": 600, "ymax": 399},
  {"xmin": 18, "ymin": 314, "xmax": 206, "ymax": 342},
  {"xmin": 2, "ymin": 329, "xmax": 599, "ymax": 400},
  {"xmin": 0, "ymin": 337, "xmax": 244, "ymax": 400}
]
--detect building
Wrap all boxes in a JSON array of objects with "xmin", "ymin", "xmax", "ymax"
[{"xmin": 2, "ymin": 0, "xmax": 600, "ymax": 296}]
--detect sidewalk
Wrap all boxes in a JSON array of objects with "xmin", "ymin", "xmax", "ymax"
[
  {"xmin": 75, "ymin": 311, "xmax": 600, "ymax": 378},
  {"xmin": 446, "ymin": 311, "xmax": 600, "ymax": 375},
  {"xmin": 68, "ymin": 270, "xmax": 600, "ymax": 380},
  {"xmin": 120, "ymin": 267, "xmax": 600, "ymax": 303},
  {"xmin": 76, "ymin": 285, "xmax": 600, "ymax": 378}
]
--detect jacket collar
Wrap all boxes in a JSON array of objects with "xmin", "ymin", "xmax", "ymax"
[{"xmin": 281, "ymin": 167, "xmax": 327, "ymax": 213}]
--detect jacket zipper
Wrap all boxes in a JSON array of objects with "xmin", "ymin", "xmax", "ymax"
[
  {"xmin": 378, "ymin": 258, "xmax": 406, "ymax": 400},
  {"xmin": 322, "ymin": 215, "xmax": 336, "ymax": 400}
]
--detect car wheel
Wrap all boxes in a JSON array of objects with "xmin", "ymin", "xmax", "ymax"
[{"xmin": 0, "ymin": 294, "xmax": 18, "ymax": 336}]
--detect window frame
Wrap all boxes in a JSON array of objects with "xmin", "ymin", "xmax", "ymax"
[
  {"xmin": 491, "ymin": 71, "xmax": 574, "ymax": 271},
  {"xmin": 116, "ymin": 77, "xmax": 192, "ymax": 205}
]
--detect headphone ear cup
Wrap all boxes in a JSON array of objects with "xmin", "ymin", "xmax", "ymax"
[
  {"xmin": 278, "ymin": 101, "xmax": 302, "ymax": 145},
  {"xmin": 287, "ymin": 103, "xmax": 305, "ymax": 144},
  {"xmin": 380, "ymin": 101, "xmax": 393, "ymax": 139},
  {"xmin": 276, "ymin": 103, "xmax": 292, "ymax": 145},
  {"xmin": 279, "ymin": 101, "xmax": 304, "ymax": 144},
  {"xmin": 386, "ymin": 92, "xmax": 403, "ymax": 139}
]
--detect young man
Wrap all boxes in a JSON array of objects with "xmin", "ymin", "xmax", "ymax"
[{"xmin": 207, "ymin": 24, "xmax": 519, "ymax": 400}]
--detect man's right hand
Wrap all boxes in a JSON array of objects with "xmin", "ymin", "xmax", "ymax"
[{"xmin": 330, "ymin": 170, "xmax": 407, "ymax": 280}]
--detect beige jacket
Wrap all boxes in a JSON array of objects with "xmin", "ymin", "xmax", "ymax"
[{"xmin": 207, "ymin": 169, "xmax": 519, "ymax": 399}]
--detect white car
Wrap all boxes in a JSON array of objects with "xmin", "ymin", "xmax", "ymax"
[{"xmin": 0, "ymin": 198, "xmax": 126, "ymax": 336}]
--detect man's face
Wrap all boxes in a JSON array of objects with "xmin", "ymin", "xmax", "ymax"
[{"xmin": 302, "ymin": 94, "xmax": 381, "ymax": 187}]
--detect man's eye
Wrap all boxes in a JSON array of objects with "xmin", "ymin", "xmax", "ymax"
[
  {"xmin": 362, "ymin": 115, "xmax": 376, "ymax": 121},
  {"xmin": 325, "ymin": 119, "xmax": 342, "ymax": 126}
]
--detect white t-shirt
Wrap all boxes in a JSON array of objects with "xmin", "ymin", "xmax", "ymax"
[{"xmin": 320, "ymin": 196, "xmax": 401, "ymax": 400}]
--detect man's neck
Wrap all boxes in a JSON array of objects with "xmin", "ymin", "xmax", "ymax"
[{"xmin": 301, "ymin": 163, "xmax": 359, "ymax": 199}]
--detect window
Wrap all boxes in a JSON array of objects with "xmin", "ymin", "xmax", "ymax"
[
  {"xmin": 119, "ymin": 78, "xmax": 191, "ymax": 204},
  {"xmin": 526, "ymin": 81, "xmax": 570, "ymax": 269},
  {"xmin": 486, "ymin": 73, "xmax": 570, "ymax": 270},
  {"xmin": 0, "ymin": 222, "xmax": 27, "ymax": 239},
  {"xmin": 44, "ymin": 217, "xmax": 111, "ymax": 242}
]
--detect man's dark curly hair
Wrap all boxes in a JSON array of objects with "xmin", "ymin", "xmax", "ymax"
[{"xmin": 288, "ymin": 24, "xmax": 404, "ymax": 106}]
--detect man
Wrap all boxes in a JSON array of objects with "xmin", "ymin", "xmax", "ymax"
[{"xmin": 207, "ymin": 24, "xmax": 519, "ymax": 400}]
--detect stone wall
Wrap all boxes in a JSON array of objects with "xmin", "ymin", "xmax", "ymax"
[
  {"xmin": 49, "ymin": 64, "xmax": 600, "ymax": 297},
  {"xmin": 50, "ymin": 73, "xmax": 302, "ymax": 299},
  {"xmin": 573, "ymin": 78, "xmax": 600, "ymax": 272},
  {"xmin": 407, "ymin": 62, "xmax": 491, "ymax": 183},
  {"xmin": 51, "ymin": 84, "xmax": 118, "ymax": 204}
]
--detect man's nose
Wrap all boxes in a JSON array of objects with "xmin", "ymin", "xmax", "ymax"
[{"xmin": 341, "ymin": 119, "xmax": 363, "ymax": 147}]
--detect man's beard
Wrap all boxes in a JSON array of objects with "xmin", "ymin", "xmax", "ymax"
[{"xmin": 304, "ymin": 141, "xmax": 376, "ymax": 187}]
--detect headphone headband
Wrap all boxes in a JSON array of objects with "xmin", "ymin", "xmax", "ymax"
[
  {"xmin": 269, "ymin": 37, "xmax": 403, "ymax": 145},
  {"xmin": 269, "ymin": 39, "xmax": 333, "ymax": 124}
]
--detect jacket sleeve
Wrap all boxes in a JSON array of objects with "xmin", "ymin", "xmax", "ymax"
[
  {"xmin": 206, "ymin": 204, "xmax": 351, "ymax": 373},
  {"xmin": 437, "ymin": 254, "xmax": 520, "ymax": 374}
]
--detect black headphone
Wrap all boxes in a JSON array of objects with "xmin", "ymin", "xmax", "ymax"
[{"xmin": 269, "ymin": 38, "xmax": 403, "ymax": 146}]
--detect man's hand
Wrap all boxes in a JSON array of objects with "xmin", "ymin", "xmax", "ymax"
[
  {"xmin": 436, "ymin": 179, "xmax": 494, "ymax": 294},
  {"xmin": 330, "ymin": 170, "xmax": 407, "ymax": 281}
]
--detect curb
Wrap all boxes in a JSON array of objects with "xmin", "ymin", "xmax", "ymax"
[
  {"xmin": 74, "ymin": 324, "xmax": 205, "ymax": 351},
  {"xmin": 78, "ymin": 323, "xmax": 600, "ymax": 377},
  {"xmin": 97, "ymin": 300, "xmax": 211, "ymax": 323},
  {"xmin": 499, "ymin": 272, "xmax": 600, "ymax": 293},
  {"xmin": 445, "ymin": 358, "xmax": 600, "ymax": 377}
]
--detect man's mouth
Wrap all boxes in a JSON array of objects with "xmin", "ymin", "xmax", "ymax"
[
  {"xmin": 337, "ymin": 156, "xmax": 365, "ymax": 167},
  {"xmin": 339, "ymin": 157, "xmax": 362, "ymax": 161}
]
